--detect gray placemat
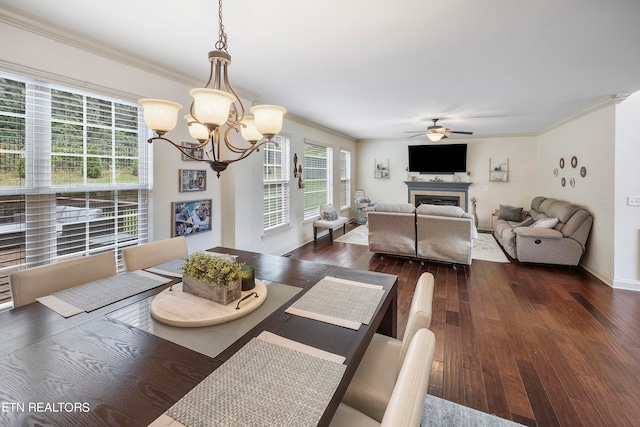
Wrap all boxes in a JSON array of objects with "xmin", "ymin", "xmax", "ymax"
[
  {"xmin": 51, "ymin": 272, "xmax": 170, "ymax": 312},
  {"xmin": 289, "ymin": 277, "xmax": 384, "ymax": 325},
  {"xmin": 145, "ymin": 257, "xmax": 185, "ymax": 277},
  {"xmin": 166, "ymin": 337, "xmax": 346, "ymax": 427}
]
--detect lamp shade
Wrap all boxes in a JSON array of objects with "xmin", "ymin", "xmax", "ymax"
[
  {"xmin": 250, "ymin": 105, "xmax": 287, "ymax": 136},
  {"xmin": 189, "ymin": 88, "xmax": 236, "ymax": 127},
  {"xmin": 184, "ymin": 115, "xmax": 210, "ymax": 141},
  {"xmin": 427, "ymin": 132, "xmax": 444, "ymax": 142},
  {"xmin": 139, "ymin": 99, "xmax": 183, "ymax": 133},
  {"xmin": 239, "ymin": 116, "xmax": 263, "ymax": 142}
]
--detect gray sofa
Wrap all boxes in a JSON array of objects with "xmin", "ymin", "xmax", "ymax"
[
  {"xmin": 368, "ymin": 203, "xmax": 476, "ymax": 265},
  {"xmin": 493, "ymin": 196, "xmax": 593, "ymax": 266}
]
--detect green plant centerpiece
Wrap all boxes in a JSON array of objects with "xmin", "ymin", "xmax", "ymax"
[{"xmin": 179, "ymin": 251, "xmax": 245, "ymax": 305}]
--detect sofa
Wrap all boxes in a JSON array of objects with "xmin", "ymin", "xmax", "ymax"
[
  {"xmin": 493, "ymin": 196, "xmax": 593, "ymax": 266},
  {"xmin": 368, "ymin": 203, "xmax": 476, "ymax": 265}
]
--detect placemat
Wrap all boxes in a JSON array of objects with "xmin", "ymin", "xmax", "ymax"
[
  {"xmin": 285, "ymin": 276, "xmax": 384, "ymax": 330},
  {"xmin": 145, "ymin": 257, "xmax": 185, "ymax": 277},
  {"xmin": 41, "ymin": 270, "xmax": 170, "ymax": 314},
  {"xmin": 160, "ymin": 333, "xmax": 346, "ymax": 427}
]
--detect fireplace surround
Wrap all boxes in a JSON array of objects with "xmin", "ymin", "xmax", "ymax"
[{"xmin": 405, "ymin": 181, "xmax": 472, "ymax": 212}]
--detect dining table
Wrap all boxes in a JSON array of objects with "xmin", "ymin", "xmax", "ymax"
[{"xmin": 0, "ymin": 246, "xmax": 397, "ymax": 427}]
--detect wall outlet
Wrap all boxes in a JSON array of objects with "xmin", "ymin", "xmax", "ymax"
[{"xmin": 628, "ymin": 196, "xmax": 640, "ymax": 206}]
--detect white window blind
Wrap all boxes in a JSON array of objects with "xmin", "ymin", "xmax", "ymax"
[
  {"xmin": 263, "ymin": 134, "xmax": 290, "ymax": 231},
  {"xmin": 0, "ymin": 72, "xmax": 152, "ymax": 307},
  {"xmin": 340, "ymin": 149, "xmax": 351, "ymax": 210},
  {"xmin": 303, "ymin": 140, "xmax": 332, "ymax": 220}
]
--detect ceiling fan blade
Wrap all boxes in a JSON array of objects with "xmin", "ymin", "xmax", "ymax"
[
  {"xmin": 449, "ymin": 131, "xmax": 473, "ymax": 135},
  {"xmin": 404, "ymin": 131, "xmax": 425, "ymax": 133},
  {"xmin": 406, "ymin": 133, "xmax": 425, "ymax": 139}
]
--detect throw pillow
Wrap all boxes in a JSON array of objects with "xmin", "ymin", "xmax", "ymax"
[
  {"xmin": 497, "ymin": 204, "xmax": 523, "ymax": 222},
  {"xmin": 322, "ymin": 210, "xmax": 338, "ymax": 221},
  {"xmin": 533, "ymin": 217, "xmax": 559, "ymax": 228},
  {"xmin": 514, "ymin": 217, "xmax": 535, "ymax": 228}
]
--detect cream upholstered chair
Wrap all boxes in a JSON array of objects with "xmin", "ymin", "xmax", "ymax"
[
  {"xmin": 341, "ymin": 272, "xmax": 435, "ymax": 422},
  {"xmin": 9, "ymin": 252, "xmax": 117, "ymax": 308},
  {"xmin": 122, "ymin": 236, "xmax": 187, "ymax": 271},
  {"xmin": 330, "ymin": 328, "xmax": 436, "ymax": 427}
]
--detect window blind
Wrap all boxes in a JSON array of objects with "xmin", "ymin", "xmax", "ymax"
[
  {"xmin": 0, "ymin": 72, "xmax": 152, "ymax": 307},
  {"xmin": 340, "ymin": 149, "xmax": 351, "ymax": 210},
  {"xmin": 263, "ymin": 135, "xmax": 290, "ymax": 231},
  {"xmin": 303, "ymin": 140, "xmax": 332, "ymax": 220}
]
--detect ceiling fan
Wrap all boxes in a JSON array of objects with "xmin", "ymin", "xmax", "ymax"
[{"xmin": 406, "ymin": 119, "xmax": 473, "ymax": 142}]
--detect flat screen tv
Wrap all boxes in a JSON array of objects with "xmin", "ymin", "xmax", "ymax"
[{"xmin": 408, "ymin": 144, "xmax": 467, "ymax": 174}]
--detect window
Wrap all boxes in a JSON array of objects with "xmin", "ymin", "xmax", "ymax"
[
  {"xmin": 303, "ymin": 140, "xmax": 332, "ymax": 220},
  {"xmin": 0, "ymin": 72, "xmax": 151, "ymax": 307},
  {"xmin": 263, "ymin": 134, "xmax": 290, "ymax": 232},
  {"xmin": 340, "ymin": 149, "xmax": 351, "ymax": 210}
]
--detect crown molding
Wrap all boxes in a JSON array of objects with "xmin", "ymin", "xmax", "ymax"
[
  {"xmin": 536, "ymin": 94, "xmax": 630, "ymax": 135},
  {"xmin": 0, "ymin": 4, "xmax": 259, "ymax": 101}
]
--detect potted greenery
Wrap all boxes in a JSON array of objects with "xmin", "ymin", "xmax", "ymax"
[{"xmin": 179, "ymin": 251, "xmax": 244, "ymax": 305}]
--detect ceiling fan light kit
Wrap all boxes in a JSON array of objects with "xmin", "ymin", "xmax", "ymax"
[{"xmin": 138, "ymin": 0, "xmax": 286, "ymax": 177}]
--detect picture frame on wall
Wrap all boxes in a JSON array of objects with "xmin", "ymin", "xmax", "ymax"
[
  {"xmin": 179, "ymin": 169, "xmax": 206, "ymax": 192},
  {"xmin": 181, "ymin": 142, "xmax": 205, "ymax": 161},
  {"xmin": 171, "ymin": 199, "xmax": 212, "ymax": 237}
]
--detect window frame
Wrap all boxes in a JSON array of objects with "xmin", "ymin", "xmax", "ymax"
[
  {"xmin": 340, "ymin": 149, "xmax": 351, "ymax": 210},
  {"xmin": 262, "ymin": 134, "xmax": 290, "ymax": 233},
  {"xmin": 303, "ymin": 140, "xmax": 333, "ymax": 221}
]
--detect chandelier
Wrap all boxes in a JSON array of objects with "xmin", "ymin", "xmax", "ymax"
[{"xmin": 138, "ymin": 0, "xmax": 286, "ymax": 177}]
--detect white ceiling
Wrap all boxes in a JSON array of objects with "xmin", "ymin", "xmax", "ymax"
[{"xmin": 3, "ymin": 0, "xmax": 640, "ymax": 140}]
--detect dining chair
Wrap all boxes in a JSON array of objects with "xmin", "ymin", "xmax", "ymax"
[
  {"xmin": 9, "ymin": 251, "xmax": 117, "ymax": 308},
  {"xmin": 330, "ymin": 328, "xmax": 436, "ymax": 427},
  {"xmin": 122, "ymin": 236, "xmax": 187, "ymax": 271},
  {"xmin": 341, "ymin": 272, "xmax": 435, "ymax": 422}
]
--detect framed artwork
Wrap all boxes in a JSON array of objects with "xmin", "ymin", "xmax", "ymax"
[
  {"xmin": 355, "ymin": 189, "xmax": 366, "ymax": 199},
  {"xmin": 171, "ymin": 199, "xmax": 212, "ymax": 237},
  {"xmin": 181, "ymin": 142, "xmax": 205, "ymax": 161},
  {"xmin": 179, "ymin": 169, "xmax": 206, "ymax": 192}
]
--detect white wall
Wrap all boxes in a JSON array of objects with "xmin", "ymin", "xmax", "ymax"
[
  {"xmin": 537, "ymin": 103, "xmax": 616, "ymax": 285},
  {"xmin": 355, "ymin": 136, "xmax": 538, "ymax": 231},
  {"xmin": 614, "ymin": 92, "xmax": 640, "ymax": 290}
]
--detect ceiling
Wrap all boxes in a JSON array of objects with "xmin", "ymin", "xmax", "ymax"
[{"xmin": 3, "ymin": 0, "xmax": 640, "ymax": 140}]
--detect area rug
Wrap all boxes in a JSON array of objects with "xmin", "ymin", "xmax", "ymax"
[
  {"xmin": 335, "ymin": 226, "xmax": 509, "ymax": 264},
  {"xmin": 471, "ymin": 233, "xmax": 510, "ymax": 263},
  {"xmin": 422, "ymin": 395, "xmax": 525, "ymax": 426}
]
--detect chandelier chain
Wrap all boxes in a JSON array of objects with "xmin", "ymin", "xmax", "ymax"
[{"xmin": 215, "ymin": 0, "xmax": 228, "ymax": 51}]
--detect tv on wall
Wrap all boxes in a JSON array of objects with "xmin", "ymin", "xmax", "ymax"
[{"xmin": 408, "ymin": 144, "xmax": 467, "ymax": 174}]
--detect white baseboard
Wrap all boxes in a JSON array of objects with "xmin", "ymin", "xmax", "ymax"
[{"xmin": 612, "ymin": 278, "xmax": 640, "ymax": 291}]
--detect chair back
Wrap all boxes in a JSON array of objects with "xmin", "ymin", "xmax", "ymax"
[
  {"xmin": 122, "ymin": 236, "xmax": 187, "ymax": 271},
  {"xmin": 397, "ymin": 272, "xmax": 434, "ymax": 374},
  {"xmin": 381, "ymin": 328, "xmax": 436, "ymax": 427},
  {"xmin": 9, "ymin": 252, "xmax": 117, "ymax": 308}
]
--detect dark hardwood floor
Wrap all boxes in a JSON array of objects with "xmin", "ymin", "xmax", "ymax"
[{"xmin": 285, "ymin": 225, "xmax": 640, "ymax": 427}]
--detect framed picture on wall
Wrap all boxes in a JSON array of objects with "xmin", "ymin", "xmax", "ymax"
[
  {"xmin": 181, "ymin": 142, "xmax": 205, "ymax": 161},
  {"xmin": 171, "ymin": 199, "xmax": 212, "ymax": 237},
  {"xmin": 179, "ymin": 169, "xmax": 206, "ymax": 192}
]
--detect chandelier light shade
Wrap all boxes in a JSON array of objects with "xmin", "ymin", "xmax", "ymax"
[{"xmin": 138, "ymin": 0, "xmax": 286, "ymax": 177}]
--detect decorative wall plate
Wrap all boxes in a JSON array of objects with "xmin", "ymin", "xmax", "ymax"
[
  {"xmin": 561, "ymin": 177, "xmax": 566, "ymax": 187},
  {"xmin": 554, "ymin": 168, "xmax": 558, "ymax": 177},
  {"xmin": 569, "ymin": 178, "xmax": 575, "ymax": 188},
  {"xmin": 580, "ymin": 166, "xmax": 587, "ymax": 177},
  {"xmin": 571, "ymin": 156, "xmax": 578, "ymax": 168},
  {"xmin": 559, "ymin": 158, "xmax": 565, "ymax": 168}
]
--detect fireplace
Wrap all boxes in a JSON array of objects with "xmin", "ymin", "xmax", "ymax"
[
  {"xmin": 415, "ymin": 195, "xmax": 460, "ymax": 207},
  {"xmin": 405, "ymin": 181, "xmax": 472, "ymax": 212}
]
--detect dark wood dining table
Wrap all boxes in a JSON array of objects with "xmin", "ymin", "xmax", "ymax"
[{"xmin": 0, "ymin": 247, "xmax": 397, "ymax": 427}]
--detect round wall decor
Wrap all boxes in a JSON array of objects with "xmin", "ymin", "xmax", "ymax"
[
  {"xmin": 554, "ymin": 168, "xmax": 558, "ymax": 177},
  {"xmin": 571, "ymin": 156, "xmax": 578, "ymax": 168},
  {"xmin": 561, "ymin": 177, "xmax": 566, "ymax": 187},
  {"xmin": 569, "ymin": 178, "xmax": 575, "ymax": 188},
  {"xmin": 560, "ymin": 158, "xmax": 565, "ymax": 168},
  {"xmin": 580, "ymin": 166, "xmax": 587, "ymax": 177}
]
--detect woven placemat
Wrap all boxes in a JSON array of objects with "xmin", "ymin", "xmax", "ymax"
[
  {"xmin": 166, "ymin": 337, "xmax": 346, "ymax": 427},
  {"xmin": 51, "ymin": 271, "xmax": 170, "ymax": 312},
  {"xmin": 145, "ymin": 258, "xmax": 185, "ymax": 277},
  {"xmin": 288, "ymin": 276, "xmax": 384, "ymax": 325}
]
